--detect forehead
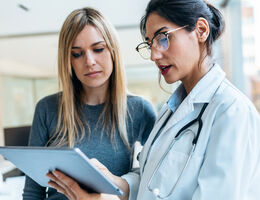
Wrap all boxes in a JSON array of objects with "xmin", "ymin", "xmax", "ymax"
[
  {"xmin": 145, "ymin": 13, "xmax": 178, "ymax": 39},
  {"xmin": 72, "ymin": 25, "xmax": 105, "ymax": 47}
]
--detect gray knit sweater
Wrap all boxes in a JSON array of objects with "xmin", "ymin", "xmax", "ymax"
[{"xmin": 23, "ymin": 93, "xmax": 156, "ymax": 200}]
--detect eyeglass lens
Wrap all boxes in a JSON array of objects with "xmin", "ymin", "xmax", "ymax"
[
  {"xmin": 137, "ymin": 33, "xmax": 169, "ymax": 59},
  {"xmin": 137, "ymin": 43, "xmax": 151, "ymax": 59},
  {"xmin": 155, "ymin": 33, "xmax": 169, "ymax": 50}
]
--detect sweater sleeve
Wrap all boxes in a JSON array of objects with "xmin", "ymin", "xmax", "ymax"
[
  {"xmin": 23, "ymin": 176, "xmax": 46, "ymax": 200},
  {"xmin": 122, "ymin": 97, "xmax": 156, "ymax": 199},
  {"xmin": 23, "ymin": 100, "xmax": 49, "ymax": 199},
  {"xmin": 138, "ymin": 98, "xmax": 157, "ymax": 145}
]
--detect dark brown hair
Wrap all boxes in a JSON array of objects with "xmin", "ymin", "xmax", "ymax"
[{"xmin": 140, "ymin": 0, "xmax": 225, "ymax": 56}]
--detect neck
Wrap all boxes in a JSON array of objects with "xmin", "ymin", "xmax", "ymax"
[
  {"xmin": 182, "ymin": 57, "xmax": 212, "ymax": 94},
  {"xmin": 83, "ymin": 84, "xmax": 109, "ymax": 105}
]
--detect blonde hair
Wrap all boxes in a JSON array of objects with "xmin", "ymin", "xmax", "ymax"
[{"xmin": 47, "ymin": 7, "xmax": 128, "ymax": 149}]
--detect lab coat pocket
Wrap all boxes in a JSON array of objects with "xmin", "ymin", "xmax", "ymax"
[{"xmin": 149, "ymin": 129, "xmax": 204, "ymax": 199}]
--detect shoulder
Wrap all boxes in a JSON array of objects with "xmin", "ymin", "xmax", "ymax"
[
  {"xmin": 127, "ymin": 94, "xmax": 156, "ymax": 113},
  {"xmin": 126, "ymin": 94, "xmax": 157, "ymax": 125},
  {"xmin": 31, "ymin": 93, "xmax": 61, "ymax": 138},
  {"xmin": 126, "ymin": 94, "xmax": 157, "ymax": 145},
  {"xmin": 211, "ymin": 78, "xmax": 259, "ymax": 118},
  {"xmin": 127, "ymin": 93, "xmax": 145, "ymax": 105},
  {"xmin": 206, "ymin": 78, "xmax": 260, "ymax": 154},
  {"xmin": 35, "ymin": 92, "xmax": 61, "ymax": 114}
]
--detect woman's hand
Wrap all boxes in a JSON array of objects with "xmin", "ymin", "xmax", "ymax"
[
  {"xmin": 47, "ymin": 169, "xmax": 102, "ymax": 200},
  {"xmin": 46, "ymin": 158, "xmax": 129, "ymax": 200}
]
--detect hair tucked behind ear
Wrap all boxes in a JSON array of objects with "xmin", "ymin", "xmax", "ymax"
[
  {"xmin": 204, "ymin": 2, "xmax": 225, "ymax": 56},
  {"xmin": 206, "ymin": 2, "xmax": 225, "ymax": 42}
]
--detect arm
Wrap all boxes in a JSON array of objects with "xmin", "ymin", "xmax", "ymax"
[
  {"xmin": 120, "ymin": 169, "xmax": 140, "ymax": 200},
  {"xmin": 192, "ymin": 101, "xmax": 260, "ymax": 200},
  {"xmin": 23, "ymin": 177, "xmax": 46, "ymax": 200},
  {"xmin": 139, "ymin": 98, "xmax": 157, "ymax": 145},
  {"xmin": 118, "ymin": 98, "xmax": 155, "ymax": 200},
  {"xmin": 23, "ymin": 100, "xmax": 50, "ymax": 199}
]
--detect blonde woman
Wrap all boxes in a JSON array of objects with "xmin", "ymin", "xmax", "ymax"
[{"xmin": 23, "ymin": 7, "xmax": 156, "ymax": 200}]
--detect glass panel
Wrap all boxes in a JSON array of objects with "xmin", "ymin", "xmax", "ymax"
[
  {"xmin": 1, "ymin": 76, "xmax": 58, "ymax": 127},
  {"xmin": 1, "ymin": 76, "xmax": 34, "ymax": 127},
  {"xmin": 242, "ymin": 0, "xmax": 260, "ymax": 112},
  {"xmin": 34, "ymin": 78, "xmax": 58, "ymax": 104},
  {"xmin": 126, "ymin": 65, "xmax": 177, "ymax": 112}
]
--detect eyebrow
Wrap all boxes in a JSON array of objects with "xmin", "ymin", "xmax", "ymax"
[
  {"xmin": 72, "ymin": 41, "xmax": 105, "ymax": 49},
  {"xmin": 145, "ymin": 26, "xmax": 168, "ymax": 41}
]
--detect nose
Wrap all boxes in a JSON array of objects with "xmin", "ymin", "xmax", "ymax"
[
  {"xmin": 150, "ymin": 47, "xmax": 163, "ymax": 62},
  {"xmin": 84, "ymin": 51, "xmax": 96, "ymax": 67}
]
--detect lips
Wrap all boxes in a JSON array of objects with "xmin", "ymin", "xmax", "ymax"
[
  {"xmin": 84, "ymin": 71, "xmax": 101, "ymax": 77},
  {"xmin": 158, "ymin": 65, "xmax": 172, "ymax": 75}
]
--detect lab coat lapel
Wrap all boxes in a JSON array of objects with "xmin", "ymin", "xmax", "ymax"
[
  {"xmin": 155, "ymin": 103, "xmax": 168, "ymax": 123},
  {"xmin": 155, "ymin": 64, "xmax": 226, "ymax": 137},
  {"xmin": 140, "ymin": 64, "xmax": 226, "ymax": 175},
  {"xmin": 139, "ymin": 105, "xmax": 172, "ymax": 173},
  {"xmin": 162, "ymin": 98, "xmax": 194, "ymax": 135}
]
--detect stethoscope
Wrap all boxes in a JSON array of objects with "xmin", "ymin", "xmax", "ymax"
[{"xmin": 143, "ymin": 103, "xmax": 209, "ymax": 199}]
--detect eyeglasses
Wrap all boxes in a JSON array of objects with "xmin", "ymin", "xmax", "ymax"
[{"xmin": 136, "ymin": 25, "xmax": 188, "ymax": 60}]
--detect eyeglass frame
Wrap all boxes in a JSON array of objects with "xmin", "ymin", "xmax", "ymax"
[{"xmin": 135, "ymin": 25, "xmax": 188, "ymax": 59}]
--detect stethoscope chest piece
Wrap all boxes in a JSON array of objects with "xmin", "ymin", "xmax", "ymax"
[{"xmin": 153, "ymin": 188, "xmax": 160, "ymax": 197}]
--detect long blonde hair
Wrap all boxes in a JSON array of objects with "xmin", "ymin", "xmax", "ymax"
[{"xmin": 48, "ymin": 8, "xmax": 128, "ymax": 149}]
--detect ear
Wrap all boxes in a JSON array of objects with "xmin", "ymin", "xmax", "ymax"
[{"xmin": 195, "ymin": 17, "xmax": 210, "ymax": 43}]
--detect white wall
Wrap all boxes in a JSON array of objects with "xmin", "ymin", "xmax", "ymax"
[{"xmin": 0, "ymin": 0, "xmax": 149, "ymax": 36}]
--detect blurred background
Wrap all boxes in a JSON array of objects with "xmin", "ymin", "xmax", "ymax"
[{"xmin": 0, "ymin": 0, "xmax": 260, "ymax": 199}]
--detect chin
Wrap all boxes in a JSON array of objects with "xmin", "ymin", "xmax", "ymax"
[{"xmin": 163, "ymin": 77, "xmax": 177, "ymax": 84}]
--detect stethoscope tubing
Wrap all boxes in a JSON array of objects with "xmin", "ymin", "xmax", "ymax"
[
  {"xmin": 145, "ymin": 103, "xmax": 209, "ymax": 199},
  {"xmin": 148, "ymin": 141, "xmax": 196, "ymax": 199}
]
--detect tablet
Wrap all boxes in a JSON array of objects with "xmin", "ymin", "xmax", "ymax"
[{"xmin": 0, "ymin": 146, "xmax": 123, "ymax": 195}]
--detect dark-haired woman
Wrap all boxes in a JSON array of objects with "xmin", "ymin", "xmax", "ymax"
[{"xmin": 47, "ymin": 1, "xmax": 260, "ymax": 199}]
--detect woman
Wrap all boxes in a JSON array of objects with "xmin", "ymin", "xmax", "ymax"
[
  {"xmin": 47, "ymin": 1, "xmax": 260, "ymax": 200},
  {"xmin": 23, "ymin": 7, "xmax": 156, "ymax": 200}
]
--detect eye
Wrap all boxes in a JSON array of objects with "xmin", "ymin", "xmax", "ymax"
[
  {"xmin": 159, "ymin": 37, "xmax": 168, "ymax": 48},
  {"xmin": 93, "ymin": 48, "xmax": 104, "ymax": 53},
  {"xmin": 156, "ymin": 34, "xmax": 168, "ymax": 49},
  {"xmin": 71, "ymin": 52, "xmax": 83, "ymax": 58}
]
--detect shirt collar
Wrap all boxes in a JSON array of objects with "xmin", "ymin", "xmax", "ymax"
[{"xmin": 167, "ymin": 64, "xmax": 225, "ymax": 111}]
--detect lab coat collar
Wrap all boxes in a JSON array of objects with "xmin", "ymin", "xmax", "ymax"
[
  {"xmin": 187, "ymin": 63, "xmax": 226, "ymax": 104},
  {"xmin": 167, "ymin": 63, "xmax": 226, "ymax": 110},
  {"xmin": 140, "ymin": 64, "xmax": 226, "ymax": 174},
  {"xmin": 164, "ymin": 64, "xmax": 226, "ymax": 131}
]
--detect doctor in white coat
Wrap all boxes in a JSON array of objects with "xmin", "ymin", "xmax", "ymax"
[{"xmin": 46, "ymin": 0, "xmax": 260, "ymax": 200}]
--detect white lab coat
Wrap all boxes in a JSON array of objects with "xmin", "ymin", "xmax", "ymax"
[{"xmin": 122, "ymin": 64, "xmax": 260, "ymax": 200}]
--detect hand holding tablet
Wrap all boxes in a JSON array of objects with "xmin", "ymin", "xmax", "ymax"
[{"xmin": 0, "ymin": 147, "xmax": 123, "ymax": 196}]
